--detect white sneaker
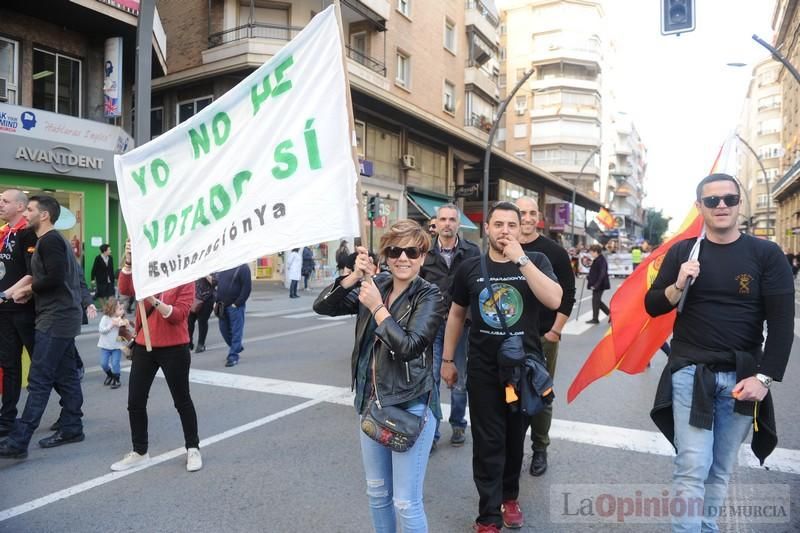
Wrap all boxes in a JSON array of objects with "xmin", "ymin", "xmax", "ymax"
[
  {"xmin": 110, "ymin": 451, "xmax": 150, "ymax": 471},
  {"xmin": 186, "ymin": 447, "xmax": 202, "ymax": 472}
]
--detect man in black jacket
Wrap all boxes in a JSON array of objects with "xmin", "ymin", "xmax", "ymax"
[
  {"xmin": 420, "ymin": 204, "xmax": 479, "ymax": 449},
  {"xmin": 645, "ymin": 173, "xmax": 794, "ymax": 532},
  {"xmin": 0, "ymin": 195, "xmax": 85, "ymax": 459},
  {"xmin": 515, "ymin": 197, "xmax": 575, "ymax": 476},
  {"xmin": 215, "ymin": 264, "xmax": 252, "ymax": 367}
]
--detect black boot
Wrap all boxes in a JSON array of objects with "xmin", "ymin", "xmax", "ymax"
[
  {"xmin": 104, "ymin": 370, "xmax": 114, "ymax": 386},
  {"xmin": 110, "ymin": 374, "xmax": 121, "ymax": 389}
]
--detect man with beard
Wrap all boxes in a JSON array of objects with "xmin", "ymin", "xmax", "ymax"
[
  {"xmin": 514, "ymin": 197, "xmax": 575, "ymax": 476},
  {"xmin": 0, "ymin": 195, "xmax": 85, "ymax": 459},
  {"xmin": 442, "ymin": 201, "xmax": 562, "ymax": 531}
]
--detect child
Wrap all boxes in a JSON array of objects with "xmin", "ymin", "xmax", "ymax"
[{"xmin": 98, "ymin": 298, "xmax": 129, "ymax": 389}]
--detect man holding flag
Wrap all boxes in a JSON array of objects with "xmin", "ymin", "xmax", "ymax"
[{"xmin": 645, "ymin": 173, "xmax": 794, "ymax": 532}]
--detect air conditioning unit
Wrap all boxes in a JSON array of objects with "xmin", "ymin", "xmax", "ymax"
[
  {"xmin": 400, "ymin": 154, "xmax": 416, "ymax": 169},
  {"xmin": 0, "ymin": 78, "xmax": 7, "ymax": 102}
]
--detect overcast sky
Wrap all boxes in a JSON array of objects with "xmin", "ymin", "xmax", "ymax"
[{"xmin": 497, "ymin": 0, "xmax": 778, "ymax": 226}]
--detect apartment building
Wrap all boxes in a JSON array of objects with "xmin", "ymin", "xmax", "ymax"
[
  {"xmin": 0, "ymin": 0, "xmax": 164, "ymax": 270},
  {"xmin": 152, "ymin": 0, "xmax": 599, "ymax": 279},
  {"xmin": 499, "ymin": 0, "xmax": 605, "ymax": 245},
  {"xmin": 737, "ymin": 58, "xmax": 782, "ymax": 241},
  {"xmin": 607, "ymin": 111, "xmax": 646, "ymax": 243},
  {"xmin": 771, "ymin": 0, "xmax": 800, "ymax": 252}
]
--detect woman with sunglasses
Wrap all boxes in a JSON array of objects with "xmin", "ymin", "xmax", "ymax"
[{"xmin": 314, "ymin": 219, "xmax": 444, "ymax": 533}]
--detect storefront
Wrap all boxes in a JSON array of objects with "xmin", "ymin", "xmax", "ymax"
[{"xmin": 0, "ymin": 102, "xmax": 133, "ymax": 277}]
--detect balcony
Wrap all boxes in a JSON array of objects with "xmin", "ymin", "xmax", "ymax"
[
  {"xmin": 343, "ymin": 0, "xmax": 391, "ymax": 21},
  {"xmin": 535, "ymin": 160, "xmax": 600, "ymax": 176},
  {"xmin": 530, "ymin": 45, "xmax": 601, "ymax": 67},
  {"xmin": 531, "ymin": 133, "xmax": 600, "ymax": 147},
  {"xmin": 346, "ymin": 46, "xmax": 389, "ymax": 90},
  {"xmin": 208, "ymin": 22, "xmax": 302, "ymax": 48},
  {"xmin": 465, "ymin": 1, "xmax": 499, "ymax": 43},
  {"xmin": 203, "ymin": 22, "xmax": 303, "ymax": 68},
  {"xmin": 530, "ymin": 77, "xmax": 599, "ymax": 93},
  {"xmin": 465, "ymin": 112, "xmax": 491, "ymax": 141},
  {"xmin": 464, "ymin": 65, "xmax": 499, "ymax": 103},
  {"xmin": 530, "ymin": 103, "xmax": 599, "ymax": 120}
]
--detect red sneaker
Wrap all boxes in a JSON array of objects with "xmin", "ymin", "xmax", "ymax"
[
  {"xmin": 501, "ymin": 499, "xmax": 524, "ymax": 528},
  {"xmin": 473, "ymin": 523, "xmax": 501, "ymax": 533}
]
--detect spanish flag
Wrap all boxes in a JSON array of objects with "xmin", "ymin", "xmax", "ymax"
[
  {"xmin": 566, "ymin": 140, "xmax": 732, "ymax": 402},
  {"xmin": 596, "ymin": 207, "xmax": 615, "ymax": 230}
]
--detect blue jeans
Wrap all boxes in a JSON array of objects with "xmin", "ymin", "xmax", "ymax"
[
  {"xmin": 219, "ymin": 305, "xmax": 245, "ymax": 362},
  {"xmin": 431, "ymin": 322, "xmax": 468, "ymax": 440},
  {"xmin": 7, "ymin": 330, "xmax": 83, "ymax": 449},
  {"xmin": 671, "ymin": 365, "xmax": 753, "ymax": 533},
  {"xmin": 359, "ymin": 404, "xmax": 436, "ymax": 533},
  {"xmin": 100, "ymin": 348, "xmax": 122, "ymax": 375}
]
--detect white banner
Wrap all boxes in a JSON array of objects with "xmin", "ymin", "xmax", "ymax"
[
  {"xmin": 115, "ymin": 6, "xmax": 359, "ymax": 297},
  {"xmin": 104, "ymin": 37, "xmax": 123, "ymax": 118}
]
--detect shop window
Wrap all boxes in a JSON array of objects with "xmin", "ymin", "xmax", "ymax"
[
  {"xmin": 177, "ymin": 96, "xmax": 213, "ymax": 124},
  {"xmin": 151, "ymin": 107, "xmax": 164, "ymax": 139},
  {"xmin": 33, "ymin": 49, "xmax": 81, "ymax": 117},
  {"xmin": 0, "ymin": 37, "xmax": 19, "ymax": 104},
  {"xmin": 366, "ymin": 124, "xmax": 401, "ymax": 182}
]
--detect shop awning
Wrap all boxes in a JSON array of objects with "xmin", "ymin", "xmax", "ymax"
[{"xmin": 406, "ymin": 192, "xmax": 478, "ymax": 230}]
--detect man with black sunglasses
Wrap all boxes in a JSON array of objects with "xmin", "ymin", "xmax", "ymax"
[
  {"xmin": 420, "ymin": 204, "xmax": 479, "ymax": 450},
  {"xmin": 646, "ymin": 173, "xmax": 794, "ymax": 532},
  {"xmin": 442, "ymin": 201, "xmax": 561, "ymax": 532}
]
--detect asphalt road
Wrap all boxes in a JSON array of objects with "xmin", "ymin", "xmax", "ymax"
[{"xmin": 0, "ymin": 279, "xmax": 798, "ymax": 532}]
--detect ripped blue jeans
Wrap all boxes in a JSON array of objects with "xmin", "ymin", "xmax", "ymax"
[{"xmin": 358, "ymin": 403, "xmax": 436, "ymax": 533}]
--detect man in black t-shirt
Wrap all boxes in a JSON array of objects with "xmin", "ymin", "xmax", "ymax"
[
  {"xmin": 0, "ymin": 189, "xmax": 37, "ymax": 437},
  {"xmin": 645, "ymin": 173, "xmax": 794, "ymax": 532},
  {"xmin": 515, "ymin": 197, "xmax": 575, "ymax": 477},
  {"xmin": 0, "ymin": 195, "xmax": 85, "ymax": 459},
  {"xmin": 442, "ymin": 202, "xmax": 562, "ymax": 531}
]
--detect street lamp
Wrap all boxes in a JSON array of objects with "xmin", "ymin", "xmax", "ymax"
[
  {"xmin": 570, "ymin": 145, "xmax": 600, "ymax": 244},
  {"xmin": 735, "ymin": 133, "xmax": 771, "ymax": 238}
]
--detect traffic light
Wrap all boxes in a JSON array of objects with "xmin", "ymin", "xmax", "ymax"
[
  {"xmin": 661, "ymin": 0, "xmax": 695, "ymax": 36},
  {"xmin": 367, "ymin": 195, "xmax": 381, "ymax": 221}
]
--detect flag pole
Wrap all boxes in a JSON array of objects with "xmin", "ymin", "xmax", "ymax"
[{"xmin": 333, "ymin": 0, "xmax": 368, "ymax": 252}]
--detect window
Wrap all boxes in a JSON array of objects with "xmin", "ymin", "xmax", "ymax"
[
  {"xmin": 397, "ymin": 0, "xmax": 410, "ymax": 17},
  {"xmin": 0, "ymin": 37, "xmax": 19, "ymax": 104},
  {"xmin": 238, "ymin": 1, "xmax": 291, "ymax": 39},
  {"xmin": 443, "ymin": 81, "xmax": 456, "ymax": 113},
  {"xmin": 515, "ymin": 95, "xmax": 527, "ymax": 114},
  {"xmin": 407, "ymin": 139, "xmax": 447, "ymax": 193},
  {"xmin": 757, "ymin": 194, "xmax": 773, "ymax": 208},
  {"xmin": 177, "ymin": 96, "xmax": 213, "ymax": 124},
  {"xmin": 151, "ymin": 107, "xmax": 164, "ymax": 139},
  {"xmin": 533, "ymin": 119, "xmax": 599, "ymax": 140},
  {"xmin": 513, "ymin": 123, "xmax": 527, "ymax": 138},
  {"xmin": 498, "ymin": 74, "xmax": 506, "ymax": 88},
  {"xmin": 757, "ymin": 94, "xmax": 781, "ymax": 110},
  {"xmin": 757, "ymin": 168, "xmax": 780, "ymax": 183},
  {"xmin": 499, "ymin": 47, "xmax": 506, "ymax": 61},
  {"xmin": 758, "ymin": 118, "xmax": 781, "ymax": 135},
  {"xmin": 758, "ymin": 143, "xmax": 782, "ymax": 160},
  {"xmin": 396, "ymin": 51, "xmax": 410, "ymax": 89},
  {"xmin": 444, "ymin": 19, "xmax": 456, "ymax": 52},
  {"xmin": 32, "ymin": 49, "xmax": 81, "ymax": 117}
]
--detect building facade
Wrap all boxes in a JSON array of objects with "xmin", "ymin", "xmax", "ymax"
[
  {"xmin": 499, "ymin": 0, "xmax": 605, "ymax": 245},
  {"xmin": 771, "ymin": 0, "xmax": 800, "ymax": 252},
  {"xmin": 152, "ymin": 0, "xmax": 600, "ymax": 280},
  {"xmin": 0, "ymin": 0, "xmax": 165, "ymax": 273},
  {"xmin": 608, "ymin": 111, "xmax": 646, "ymax": 244},
  {"xmin": 737, "ymin": 57, "xmax": 782, "ymax": 241}
]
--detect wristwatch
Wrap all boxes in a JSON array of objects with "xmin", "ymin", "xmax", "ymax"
[
  {"xmin": 755, "ymin": 373, "xmax": 773, "ymax": 389},
  {"xmin": 515, "ymin": 255, "xmax": 531, "ymax": 268}
]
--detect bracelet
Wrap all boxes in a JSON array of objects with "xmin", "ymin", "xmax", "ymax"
[
  {"xmin": 371, "ymin": 304, "xmax": 385, "ymax": 317},
  {"xmin": 673, "ymin": 282, "xmax": 684, "ymax": 292},
  {"xmin": 550, "ymin": 330, "xmax": 562, "ymax": 340},
  {"xmin": 442, "ymin": 359, "xmax": 455, "ymax": 364}
]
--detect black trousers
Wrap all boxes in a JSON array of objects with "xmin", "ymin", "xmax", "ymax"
[
  {"xmin": 0, "ymin": 310, "xmax": 35, "ymax": 426},
  {"xmin": 592, "ymin": 289, "xmax": 610, "ymax": 320},
  {"xmin": 128, "ymin": 344, "xmax": 199, "ymax": 454},
  {"xmin": 187, "ymin": 300, "xmax": 213, "ymax": 346},
  {"xmin": 468, "ymin": 370, "xmax": 529, "ymax": 528}
]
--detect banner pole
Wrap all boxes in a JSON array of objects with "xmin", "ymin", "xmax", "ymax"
[
  {"xmin": 137, "ymin": 301, "xmax": 153, "ymax": 352},
  {"xmin": 333, "ymin": 0, "xmax": 368, "ymax": 250}
]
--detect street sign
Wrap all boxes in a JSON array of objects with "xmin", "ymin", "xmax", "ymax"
[{"xmin": 753, "ymin": 228, "xmax": 775, "ymax": 237}]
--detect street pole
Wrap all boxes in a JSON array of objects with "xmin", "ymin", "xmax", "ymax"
[
  {"xmin": 134, "ymin": 0, "xmax": 155, "ymax": 147},
  {"xmin": 736, "ymin": 133, "xmax": 770, "ymax": 237},
  {"xmin": 752, "ymin": 34, "xmax": 800, "ymax": 86},
  {"xmin": 482, "ymin": 67, "xmax": 536, "ymax": 251},
  {"xmin": 570, "ymin": 145, "xmax": 600, "ymax": 245}
]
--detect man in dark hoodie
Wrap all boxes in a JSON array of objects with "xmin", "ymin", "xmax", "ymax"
[
  {"xmin": 645, "ymin": 173, "xmax": 794, "ymax": 533},
  {"xmin": 214, "ymin": 264, "xmax": 252, "ymax": 367}
]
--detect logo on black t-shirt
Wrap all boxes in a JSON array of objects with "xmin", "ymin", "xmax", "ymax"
[
  {"xmin": 736, "ymin": 273, "xmax": 753, "ymax": 294},
  {"xmin": 479, "ymin": 282, "xmax": 524, "ymax": 328}
]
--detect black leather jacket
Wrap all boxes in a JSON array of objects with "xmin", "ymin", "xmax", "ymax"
[
  {"xmin": 420, "ymin": 235, "xmax": 480, "ymax": 315},
  {"xmin": 313, "ymin": 272, "xmax": 444, "ymax": 409}
]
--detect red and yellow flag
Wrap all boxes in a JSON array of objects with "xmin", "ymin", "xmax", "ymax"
[
  {"xmin": 597, "ymin": 207, "xmax": 615, "ymax": 230},
  {"xmin": 566, "ymin": 140, "xmax": 731, "ymax": 402}
]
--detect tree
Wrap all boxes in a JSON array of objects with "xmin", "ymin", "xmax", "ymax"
[{"xmin": 644, "ymin": 208, "xmax": 671, "ymax": 246}]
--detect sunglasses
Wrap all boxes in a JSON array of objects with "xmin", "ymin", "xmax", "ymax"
[
  {"xmin": 700, "ymin": 194, "xmax": 740, "ymax": 208},
  {"xmin": 384, "ymin": 246, "xmax": 422, "ymax": 259}
]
